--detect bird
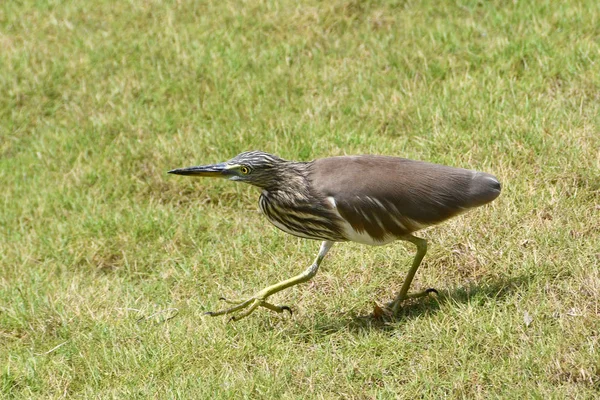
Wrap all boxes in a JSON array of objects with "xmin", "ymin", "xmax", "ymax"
[{"xmin": 169, "ymin": 150, "xmax": 501, "ymax": 321}]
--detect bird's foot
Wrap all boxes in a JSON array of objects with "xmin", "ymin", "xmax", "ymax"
[
  {"xmin": 205, "ymin": 296, "xmax": 292, "ymax": 322},
  {"xmin": 385, "ymin": 288, "xmax": 439, "ymax": 316}
]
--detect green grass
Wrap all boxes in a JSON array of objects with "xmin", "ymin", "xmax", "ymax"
[{"xmin": 2, "ymin": 0, "xmax": 600, "ymax": 397}]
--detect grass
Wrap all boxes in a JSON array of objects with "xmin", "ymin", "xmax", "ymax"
[{"xmin": 1, "ymin": 0, "xmax": 599, "ymax": 397}]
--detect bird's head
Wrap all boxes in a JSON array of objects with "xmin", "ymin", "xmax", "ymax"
[{"xmin": 168, "ymin": 151, "xmax": 286, "ymax": 189}]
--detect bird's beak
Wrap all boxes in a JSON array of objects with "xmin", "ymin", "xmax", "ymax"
[{"xmin": 168, "ymin": 163, "xmax": 229, "ymax": 178}]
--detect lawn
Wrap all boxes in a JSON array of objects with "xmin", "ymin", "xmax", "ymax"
[{"xmin": 1, "ymin": 0, "xmax": 599, "ymax": 398}]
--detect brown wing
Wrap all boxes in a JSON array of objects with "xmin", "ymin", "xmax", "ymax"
[{"xmin": 308, "ymin": 155, "xmax": 500, "ymax": 241}]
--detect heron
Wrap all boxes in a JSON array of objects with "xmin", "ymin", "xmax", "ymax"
[{"xmin": 169, "ymin": 151, "xmax": 501, "ymax": 321}]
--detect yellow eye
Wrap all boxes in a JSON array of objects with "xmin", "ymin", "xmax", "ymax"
[{"xmin": 240, "ymin": 166, "xmax": 250, "ymax": 175}]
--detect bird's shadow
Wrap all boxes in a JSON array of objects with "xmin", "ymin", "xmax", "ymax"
[{"xmin": 277, "ymin": 275, "xmax": 531, "ymax": 336}]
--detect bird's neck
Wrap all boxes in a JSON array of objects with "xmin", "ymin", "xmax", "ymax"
[{"xmin": 261, "ymin": 161, "xmax": 311, "ymax": 200}]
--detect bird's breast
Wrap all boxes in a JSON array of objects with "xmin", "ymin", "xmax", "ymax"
[{"xmin": 258, "ymin": 192, "xmax": 346, "ymax": 242}]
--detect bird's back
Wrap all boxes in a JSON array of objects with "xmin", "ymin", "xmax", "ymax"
[{"xmin": 308, "ymin": 155, "xmax": 501, "ymax": 244}]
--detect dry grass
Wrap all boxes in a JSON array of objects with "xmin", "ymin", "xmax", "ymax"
[{"xmin": 1, "ymin": 0, "xmax": 599, "ymax": 398}]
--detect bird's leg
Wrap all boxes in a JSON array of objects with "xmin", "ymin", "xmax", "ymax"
[
  {"xmin": 205, "ymin": 241, "xmax": 334, "ymax": 321},
  {"xmin": 388, "ymin": 235, "xmax": 437, "ymax": 314}
]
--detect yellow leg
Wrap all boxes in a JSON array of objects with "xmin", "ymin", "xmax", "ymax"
[
  {"xmin": 206, "ymin": 241, "xmax": 334, "ymax": 322},
  {"xmin": 388, "ymin": 235, "xmax": 437, "ymax": 315}
]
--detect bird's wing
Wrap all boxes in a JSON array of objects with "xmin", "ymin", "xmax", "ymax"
[{"xmin": 309, "ymin": 155, "xmax": 499, "ymax": 240}]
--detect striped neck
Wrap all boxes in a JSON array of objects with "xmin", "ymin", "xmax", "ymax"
[{"xmin": 256, "ymin": 161, "xmax": 310, "ymax": 193}]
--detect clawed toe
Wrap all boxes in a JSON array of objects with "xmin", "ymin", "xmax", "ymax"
[
  {"xmin": 205, "ymin": 295, "xmax": 293, "ymax": 321},
  {"xmin": 259, "ymin": 301, "xmax": 293, "ymax": 315},
  {"xmin": 386, "ymin": 288, "xmax": 439, "ymax": 315}
]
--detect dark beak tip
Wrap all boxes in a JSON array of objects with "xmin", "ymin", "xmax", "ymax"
[{"xmin": 167, "ymin": 163, "xmax": 227, "ymax": 177}]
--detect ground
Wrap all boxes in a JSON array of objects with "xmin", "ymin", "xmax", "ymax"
[{"xmin": 1, "ymin": 0, "xmax": 599, "ymax": 398}]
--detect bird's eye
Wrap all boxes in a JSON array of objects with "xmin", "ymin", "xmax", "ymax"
[{"xmin": 240, "ymin": 166, "xmax": 250, "ymax": 175}]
